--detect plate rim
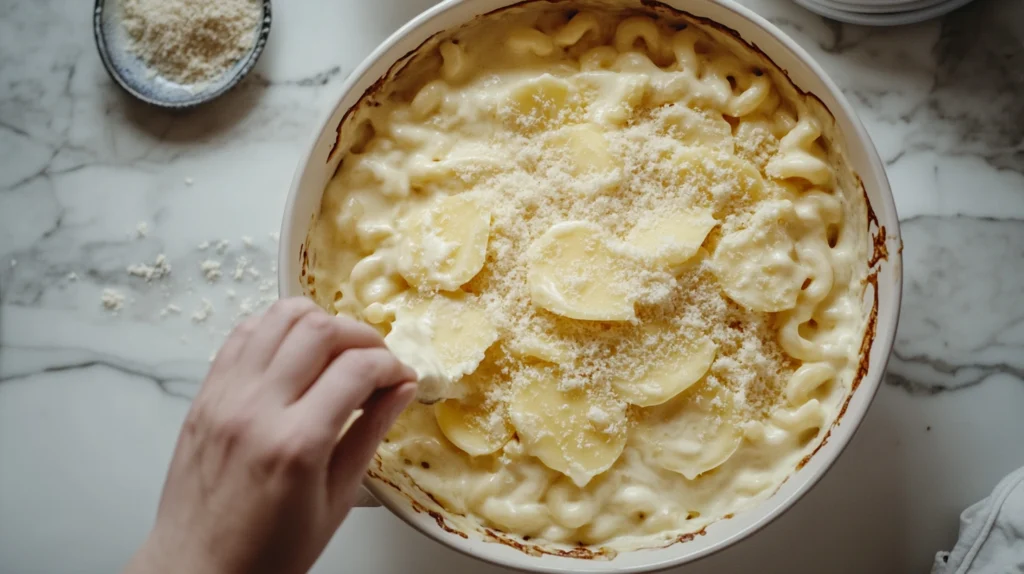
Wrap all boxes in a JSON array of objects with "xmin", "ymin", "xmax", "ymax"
[{"xmin": 792, "ymin": 0, "xmax": 975, "ymax": 25}]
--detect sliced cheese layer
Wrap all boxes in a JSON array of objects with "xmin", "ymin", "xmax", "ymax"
[
  {"xmin": 434, "ymin": 359, "xmax": 514, "ymax": 456},
  {"xmin": 506, "ymin": 74, "xmax": 579, "ymax": 129},
  {"xmin": 527, "ymin": 221, "xmax": 637, "ymax": 321},
  {"xmin": 508, "ymin": 330, "xmax": 574, "ymax": 364},
  {"xmin": 612, "ymin": 332, "xmax": 717, "ymax": 407},
  {"xmin": 711, "ymin": 200, "xmax": 806, "ymax": 312},
  {"xmin": 384, "ymin": 307, "xmax": 449, "ymax": 404},
  {"xmin": 509, "ymin": 368, "xmax": 627, "ymax": 487},
  {"xmin": 626, "ymin": 209, "xmax": 717, "ymax": 267},
  {"xmin": 385, "ymin": 293, "xmax": 499, "ymax": 403},
  {"xmin": 636, "ymin": 381, "xmax": 743, "ymax": 480},
  {"xmin": 675, "ymin": 148, "xmax": 767, "ymax": 217},
  {"xmin": 549, "ymin": 123, "xmax": 617, "ymax": 176},
  {"xmin": 397, "ymin": 194, "xmax": 491, "ymax": 291},
  {"xmin": 577, "ymin": 71, "xmax": 647, "ymax": 127},
  {"xmin": 660, "ymin": 104, "xmax": 733, "ymax": 151}
]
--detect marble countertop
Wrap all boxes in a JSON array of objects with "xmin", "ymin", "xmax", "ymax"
[{"xmin": 1, "ymin": 0, "xmax": 1022, "ymax": 572}]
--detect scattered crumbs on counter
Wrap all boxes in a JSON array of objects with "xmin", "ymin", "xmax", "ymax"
[
  {"xmin": 127, "ymin": 254, "xmax": 171, "ymax": 282},
  {"xmin": 136, "ymin": 222, "xmax": 149, "ymax": 238},
  {"xmin": 269, "ymin": 231, "xmax": 279, "ymax": 242},
  {"xmin": 180, "ymin": 335, "xmax": 189, "ymax": 345},
  {"xmin": 238, "ymin": 297, "xmax": 255, "ymax": 317},
  {"xmin": 927, "ymin": 426, "xmax": 932, "ymax": 431},
  {"xmin": 199, "ymin": 259, "xmax": 222, "ymax": 281},
  {"xmin": 9, "ymin": 259, "xmax": 16, "ymax": 267},
  {"xmin": 233, "ymin": 256, "xmax": 250, "ymax": 281},
  {"xmin": 185, "ymin": 177, "xmax": 194, "ymax": 186},
  {"xmin": 101, "ymin": 289, "xmax": 125, "ymax": 312},
  {"xmin": 191, "ymin": 298, "xmax": 214, "ymax": 323},
  {"xmin": 89, "ymin": 230, "xmax": 280, "ymax": 341},
  {"xmin": 67, "ymin": 272, "xmax": 78, "ymax": 281}
]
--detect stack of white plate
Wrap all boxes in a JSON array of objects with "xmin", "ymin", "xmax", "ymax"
[{"xmin": 792, "ymin": 0, "xmax": 976, "ymax": 25}]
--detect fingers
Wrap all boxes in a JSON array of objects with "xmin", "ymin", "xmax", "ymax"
[
  {"xmin": 238, "ymin": 298, "xmax": 321, "ymax": 370},
  {"xmin": 327, "ymin": 382, "xmax": 417, "ymax": 512},
  {"xmin": 266, "ymin": 313, "xmax": 386, "ymax": 401},
  {"xmin": 294, "ymin": 347, "xmax": 417, "ymax": 433},
  {"xmin": 207, "ymin": 316, "xmax": 261, "ymax": 381}
]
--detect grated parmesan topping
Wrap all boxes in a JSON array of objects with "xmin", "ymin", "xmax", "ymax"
[
  {"xmin": 307, "ymin": 5, "xmax": 870, "ymax": 550},
  {"xmin": 120, "ymin": 0, "xmax": 261, "ymax": 84},
  {"xmin": 446, "ymin": 104, "xmax": 796, "ymax": 430}
]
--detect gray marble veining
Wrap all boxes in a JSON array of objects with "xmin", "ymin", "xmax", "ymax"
[{"xmin": 1, "ymin": 1, "xmax": 1023, "ymax": 573}]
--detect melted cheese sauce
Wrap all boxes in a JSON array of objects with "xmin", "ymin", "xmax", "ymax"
[{"xmin": 308, "ymin": 3, "xmax": 870, "ymax": 552}]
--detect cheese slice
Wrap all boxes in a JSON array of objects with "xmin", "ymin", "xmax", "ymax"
[
  {"xmin": 434, "ymin": 359, "xmax": 514, "ymax": 456},
  {"xmin": 397, "ymin": 194, "xmax": 490, "ymax": 291},
  {"xmin": 626, "ymin": 209, "xmax": 717, "ymax": 267},
  {"xmin": 509, "ymin": 368, "xmax": 627, "ymax": 487},
  {"xmin": 385, "ymin": 293, "xmax": 498, "ymax": 403},
  {"xmin": 636, "ymin": 381, "xmax": 743, "ymax": 480},
  {"xmin": 612, "ymin": 331, "xmax": 717, "ymax": 407},
  {"xmin": 527, "ymin": 221, "xmax": 637, "ymax": 321},
  {"xmin": 711, "ymin": 200, "xmax": 806, "ymax": 312},
  {"xmin": 549, "ymin": 123, "xmax": 617, "ymax": 176}
]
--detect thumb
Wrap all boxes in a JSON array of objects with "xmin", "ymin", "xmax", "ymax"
[{"xmin": 327, "ymin": 381, "xmax": 417, "ymax": 515}]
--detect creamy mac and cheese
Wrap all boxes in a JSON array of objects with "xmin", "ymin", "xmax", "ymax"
[{"xmin": 307, "ymin": 2, "xmax": 870, "ymax": 552}]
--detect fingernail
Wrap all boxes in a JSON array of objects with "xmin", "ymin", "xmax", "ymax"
[
  {"xmin": 398, "ymin": 362, "xmax": 418, "ymax": 383},
  {"xmin": 390, "ymin": 383, "xmax": 416, "ymax": 417},
  {"xmin": 377, "ymin": 383, "xmax": 416, "ymax": 437}
]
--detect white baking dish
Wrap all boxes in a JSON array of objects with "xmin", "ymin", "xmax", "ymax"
[{"xmin": 278, "ymin": 1, "xmax": 903, "ymax": 571}]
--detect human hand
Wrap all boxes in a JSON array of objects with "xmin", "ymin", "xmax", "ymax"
[{"xmin": 125, "ymin": 298, "xmax": 417, "ymax": 574}]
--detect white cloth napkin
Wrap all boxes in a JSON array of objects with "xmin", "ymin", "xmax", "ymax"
[{"xmin": 932, "ymin": 465, "xmax": 1024, "ymax": 573}]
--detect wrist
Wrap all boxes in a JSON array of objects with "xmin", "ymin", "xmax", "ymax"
[
  {"xmin": 124, "ymin": 533, "xmax": 172, "ymax": 574},
  {"xmin": 126, "ymin": 528, "xmax": 229, "ymax": 574}
]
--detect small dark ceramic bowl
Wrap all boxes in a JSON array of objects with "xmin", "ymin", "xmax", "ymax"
[{"xmin": 93, "ymin": 0, "xmax": 272, "ymax": 109}]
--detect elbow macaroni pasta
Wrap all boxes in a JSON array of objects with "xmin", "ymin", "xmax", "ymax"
[{"xmin": 308, "ymin": 3, "xmax": 870, "ymax": 553}]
